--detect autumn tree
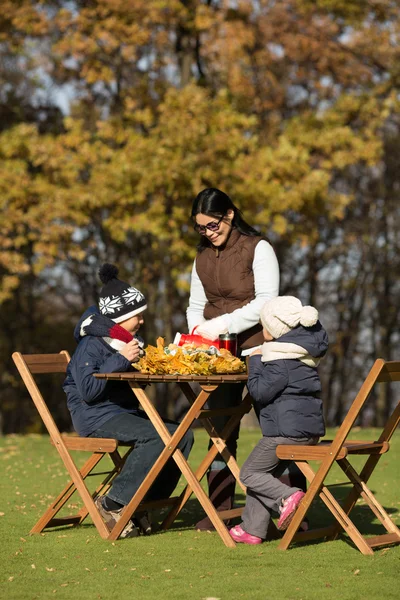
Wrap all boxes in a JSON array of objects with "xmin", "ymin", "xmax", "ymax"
[{"xmin": 0, "ymin": 0, "xmax": 399, "ymax": 431}]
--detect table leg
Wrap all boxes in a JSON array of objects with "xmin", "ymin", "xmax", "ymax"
[
  {"xmin": 161, "ymin": 385, "xmax": 252, "ymax": 531},
  {"xmin": 181, "ymin": 383, "xmax": 252, "ymax": 488},
  {"xmin": 108, "ymin": 383, "xmax": 236, "ymax": 547}
]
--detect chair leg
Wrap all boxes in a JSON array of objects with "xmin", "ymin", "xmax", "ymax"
[
  {"xmin": 161, "ymin": 404, "xmax": 248, "ymax": 531},
  {"xmin": 278, "ymin": 461, "xmax": 374, "ymax": 555},
  {"xmin": 71, "ymin": 450, "xmax": 128, "ymax": 526},
  {"xmin": 30, "ymin": 449, "xmax": 129, "ymax": 534},
  {"xmin": 30, "ymin": 453, "xmax": 106, "ymax": 533},
  {"xmin": 337, "ymin": 459, "xmax": 400, "ymax": 537},
  {"xmin": 316, "ymin": 484, "xmax": 374, "ymax": 555}
]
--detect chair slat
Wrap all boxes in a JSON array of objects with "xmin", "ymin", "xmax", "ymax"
[
  {"xmin": 377, "ymin": 361, "xmax": 400, "ymax": 382},
  {"xmin": 50, "ymin": 437, "xmax": 119, "ymax": 452},
  {"xmin": 345, "ymin": 441, "xmax": 389, "ymax": 455},
  {"xmin": 21, "ymin": 353, "xmax": 70, "ymax": 374},
  {"xmin": 366, "ymin": 533, "xmax": 400, "ymax": 548},
  {"xmin": 276, "ymin": 445, "xmax": 348, "ymax": 460}
]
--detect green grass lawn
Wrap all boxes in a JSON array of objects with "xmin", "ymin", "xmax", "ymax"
[{"xmin": 1, "ymin": 428, "xmax": 399, "ymax": 600}]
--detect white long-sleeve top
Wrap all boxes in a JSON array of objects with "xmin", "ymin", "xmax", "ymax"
[{"xmin": 186, "ymin": 240, "xmax": 280, "ymax": 352}]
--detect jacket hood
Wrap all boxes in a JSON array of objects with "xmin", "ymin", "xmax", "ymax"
[
  {"xmin": 277, "ymin": 322, "xmax": 328, "ymax": 358},
  {"xmin": 73, "ymin": 305, "xmax": 144, "ymax": 353},
  {"xmin": 74, "ymin": 305, "xmax": 99, "ymax": 343}
]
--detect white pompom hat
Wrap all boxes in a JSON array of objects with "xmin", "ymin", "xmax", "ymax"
[{"xmin": 260, "ymin": 296, "xmax": 319, "ymax": 339}]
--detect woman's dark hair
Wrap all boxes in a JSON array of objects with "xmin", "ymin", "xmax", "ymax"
[{"xmin": 191, "ymin": 188, "xmax": 259, "ymax": 250}]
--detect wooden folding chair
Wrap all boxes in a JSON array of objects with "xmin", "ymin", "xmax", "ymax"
[
  {"xmin": 276, "ymin": 359, "xmax": 400, "ymax": 555},
  {"xmin": 12, "ymin": 351, "xmax": 176, "ymax": 540}
]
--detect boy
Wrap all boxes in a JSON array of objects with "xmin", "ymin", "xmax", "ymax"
[{"xmin": 63, "ymin": 264, "xmax": 194, "ymax": 538}]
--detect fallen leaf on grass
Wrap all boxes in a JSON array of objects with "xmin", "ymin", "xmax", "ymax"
[
  {"xmin": 46, "ymin": 567, "xmax": 55, "ymax": 572},
  {"xmin": 8, "ymin": 577, "xmax": 14, "ymax": 582},
  {"xmin": 353, "ymin": 569, "xmax": 360, "ymax": 576},
  {"xmin": 31, "ymin": 564, "xmax": 36, "ymax": 569}
]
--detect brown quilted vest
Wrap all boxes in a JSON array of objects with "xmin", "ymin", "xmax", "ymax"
[{"xmin": 195, "ymin": 229, "xmax": 265, "ymax": 351}]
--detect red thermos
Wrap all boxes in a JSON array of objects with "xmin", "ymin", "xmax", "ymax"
[{"xmin": 218, "ymin": 333, "xmax": 238, "ymax": 356}]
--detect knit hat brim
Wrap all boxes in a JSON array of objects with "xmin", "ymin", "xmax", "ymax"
[{"xmin": 112, "ymin": 303, "xmax": 147, "ymax": 323}]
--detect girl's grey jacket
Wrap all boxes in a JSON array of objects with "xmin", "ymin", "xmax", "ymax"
[{"xmin": 247, "ymin": 322, "xmax": 328, "ymax": 438}]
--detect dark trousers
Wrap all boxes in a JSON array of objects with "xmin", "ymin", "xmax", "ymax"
[
  {"xmin": 90, "ymin": 411, "xmax": 194, "ymax": 506},
  {"xmin": 240, "ymin": 435, "xmax": 318, "ymax": 538},
  {"xmin": 205, "ymin": 382, "xmax": 245, "ymax": 470}
]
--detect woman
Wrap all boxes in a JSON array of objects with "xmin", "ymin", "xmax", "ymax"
[{"xmin": 187, "ymin": 187, "xmax": 281, "ymax": 530}]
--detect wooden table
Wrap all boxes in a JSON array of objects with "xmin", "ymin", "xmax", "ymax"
[{"xmin": 95, "ymin": 372, "xmax": 252, "ymax": 546}]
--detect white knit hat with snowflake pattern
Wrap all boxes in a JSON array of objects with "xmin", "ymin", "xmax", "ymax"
[{"xmin": 98, "ymin": 264, "xmax": 147, "ymax": 323}]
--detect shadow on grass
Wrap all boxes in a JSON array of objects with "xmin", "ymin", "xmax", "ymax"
[
  {"xmin": 30, "ymin": 485, "xmax": 398, "ymax": 551},
  {"xmin": 152, "ymin": 485, "xmax": 399, "ymax": 551}
]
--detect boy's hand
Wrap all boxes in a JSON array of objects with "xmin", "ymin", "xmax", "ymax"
[{"xmin": 120, "ymin": 340, "xmax": 141, "ymax": 363}]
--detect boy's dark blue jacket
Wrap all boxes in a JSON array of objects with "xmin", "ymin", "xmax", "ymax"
[
  {"xmin": 247, "ymin": 322, "xmax": 328, "ymax": 438},
  {"xmin": 63, "ymin": 306, "xmax": 140, "ymax": 437}
]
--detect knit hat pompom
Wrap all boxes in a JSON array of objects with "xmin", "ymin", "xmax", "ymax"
[
  {"xmin": 260, "ymin": 296, "xmax": 319, "ymax": 339},
  {"xmin": 300, "ymin": 305, "xmax": 319, "ymax": 328},
  {"xmin": 99, "ymin": 263, "xmax": 119, "ymax": 285}
]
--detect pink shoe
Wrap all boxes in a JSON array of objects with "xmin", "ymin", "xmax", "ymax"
[
  {"xmin": 277, "ymin": 491, "xmax": 305, "ymax": 531},
  {"xmin": 229, "ymin": 525, "xmax": 262, "ymax": 545}
]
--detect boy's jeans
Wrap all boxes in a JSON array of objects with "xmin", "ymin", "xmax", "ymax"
[
  {"xmin": 90, "ymin": 411, "xmax": 194, "ymax": 506},
  {"xmin": 239, "ymin": 435, "xmax": 318, "ymax": 538}
]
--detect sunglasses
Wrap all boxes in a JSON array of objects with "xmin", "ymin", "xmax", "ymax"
[{"xmin": 193, "ymin": 215, "xmax": 224, "ymax": 235}]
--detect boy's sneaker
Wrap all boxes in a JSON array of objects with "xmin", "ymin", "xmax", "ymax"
[
  {"xmin": 277, "ymin": 491, "xmax": 305, "ymax": 531},
  {"xmin": 95, "ymin": 496, "xmax": 140, "ymax": 538},
  {"xmin": 229, "ymin": 525, "xmax": 263, "ymax": 545}
]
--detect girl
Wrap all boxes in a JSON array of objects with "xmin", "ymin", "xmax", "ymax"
[{"xmin": 230, "ymin": 296, "xmax": 328, "ymax": 544}]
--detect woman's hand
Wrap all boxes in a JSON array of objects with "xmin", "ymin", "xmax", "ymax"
[
  {"xmin": 120, "ymin": 339, "xmax": 141, "ymax": 363},
  {"xmin": 195, "ymin": 315, "xmax": 229, "ymax": 341}
]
